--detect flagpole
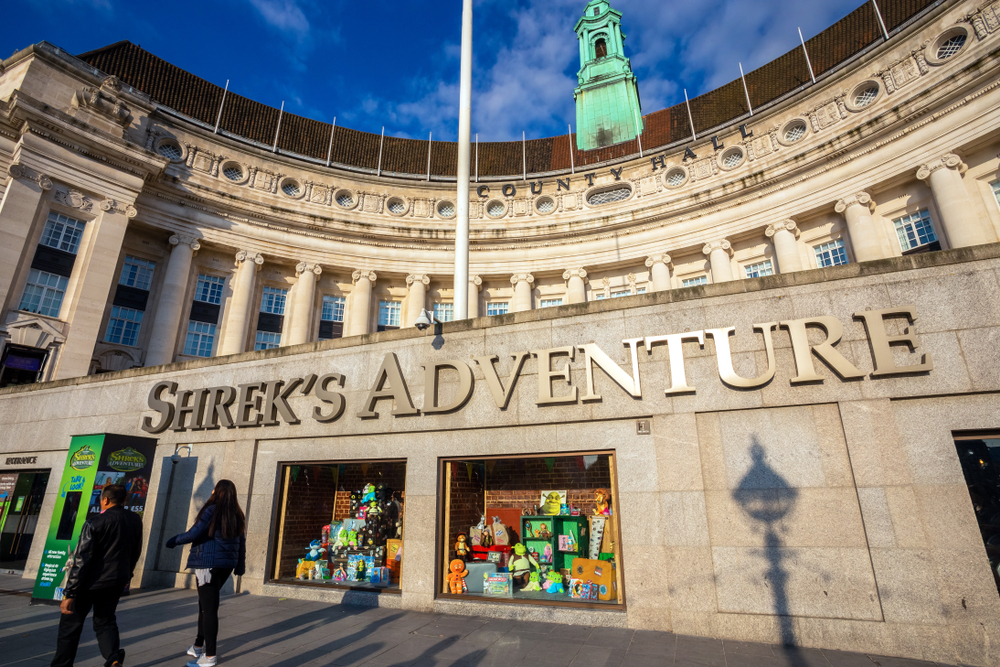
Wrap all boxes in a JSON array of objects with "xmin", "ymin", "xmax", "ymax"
[{"xmin": 454, "ymin": 0, "xmax": 473, "ymax": 321}]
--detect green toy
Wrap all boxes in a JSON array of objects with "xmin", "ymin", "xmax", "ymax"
[
  {"xmin": 509, "ymin": 543, "xmax": 539, "ymax": 588},
  {"xmin": 347, "ymin": 530, "xmax": 358, "ymax": 548},
  {"xmin": 521, "ymin": 571, "xmax": 543, "ymax": 592},
  {"xmin": 543, "ymin": 570, "xmax": 564, "ymax": 595}
]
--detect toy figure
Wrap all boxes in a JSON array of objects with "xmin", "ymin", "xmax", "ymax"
[
  {"xmin": 509, "ymin": 543, "xmax": 539, "ymax": 588},
  {"xmin": 333, "ymin": 564, "xmax": 347, "ymax": 581},
  {"xmin": 542, "ymin": 544, "xmax": 553, "ymax": 564},
  {"xmin": 455, "ymin": 533, "xmax": 470, "ymax": 560},
  {"xmin": 350, "ymin": 490, "xmax": 360, "ymax": 516},
  {"xmin": 541, "ymin": 492, "xmax": 562, "ymax": 516},
  {"xmin": 593, "ymin": 488, "xmax": 611, "ymax": 516},
  {"xmin": 537, "ymin": 523, "xmax": 552, "ymax": 540},
  {"xmin": 543, "ymin": 571, "xmax": 564, "ymax": 594},
  {"xmin": 361, "ymin": 483, "xmax": 376, "ymax": 503},
  {"xmin": 521, "ymin": 571, "xmax": 543, "ymax": 592},
  {"xmin": 321, "ymin": 525, "xmax": 331, "ymax": 548},
  {"xmin": 560, "ymin": 503, "xmax": 570, "ymax": 516},
  {"xmin": 446, "ymin": 559, "xmax": 469, "ymax": 594},
  {"xmin": 347, "ymin": 530, "xmax": 359, "ymax": 548},
  {"xmin": 296, "ymin": 559, "xmax": 315, "ymax": 580},
  {"xmin": 356, "ymin": 558, "xmax": 367, "ymax": 581}
]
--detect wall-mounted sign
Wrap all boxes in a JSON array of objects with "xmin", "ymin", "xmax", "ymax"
[
  {"xmin": 5, "ymin": 457, "xmax": 38, "ymax": 465},
  {"xmin": 142, "ymin": 307, "xmax": 934, "ymax": 435}
]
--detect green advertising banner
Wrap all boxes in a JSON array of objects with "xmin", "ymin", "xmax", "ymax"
[{"xmin": 32, "ymin": 434, "xmax": 157, "ymax": 603}]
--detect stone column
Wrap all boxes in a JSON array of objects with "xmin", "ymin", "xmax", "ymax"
[
  {"xmin": 917, "ymin": 153, "xmax": 991, "ymax": 248},
  {"xmin": 468, "ymin": 275, "xmax": 482, "ymax": 319},
  {"xmin": 145, "ymin": 234, "xmax": 201, "ymax": 367},
  {"xmin": 562, "ymin": 268, "xmax": 588, "ymax": 304},
  {"xmin": 703, "ymin": 240, "xmax": 734, "ymax": 283},
  {"xmin": 286, "ymin": 262, "xmax": 322, "ymax": 346},
  {"xmin": 0, "ymin": 164, "xmax": 52, "ymax": 312},
  {"xmin": 405, "ymin": 274, "xmax": 430, "ymax": 327},
  {"xmin": 645, "ymin": 254, "xmax": 672, "ymax": 291},
  {"xmin": 218, "ymin": 250, "xmax": 263, "ymax": 356},
  {"xmin": 346, "ymin": 270, "xmax": 377, "ymax": 337},
  {"xmin": 765, "ymin": 221, "xmax": 802, "ymax": 273},
  {"xmin": 510, "ymin": 273, "xmax": 535, "ymax": 312},
  {"xmin": 835, "ymin": 192, "xmax": 882, "ymax": 262}
]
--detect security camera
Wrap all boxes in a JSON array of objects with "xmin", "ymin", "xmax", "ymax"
[
  {"xmin": 172, "ymin": 444, "xmax": 192, "ymax": 464},
  {"xmin": 414, "ymin": 309, "xmax": 436, "ymax": 331}
]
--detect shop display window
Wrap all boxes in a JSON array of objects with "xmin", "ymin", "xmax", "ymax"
[
  {"xmin": 955, "ymin": 434, "xmax": 1000, "ymax": 595},
  {"xmin": 439, "ymin": 452, "xmax": 622, "ymax": 606},
  {"xmin": 271, "ymin": 460, "xmax": 406, "ymax": 591}
]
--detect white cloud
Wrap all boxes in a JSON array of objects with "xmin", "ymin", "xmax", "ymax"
[{"xmin": 246, "ymin": 0, "xmax": 311, "ymax": 40}]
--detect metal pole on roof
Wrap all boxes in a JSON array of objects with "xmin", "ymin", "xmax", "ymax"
[
  {"xmin": 522, "ymin": 131, "xmax": 527, "ymax": 182},
  {"xmin": 568, "ymin": 125, "xmax": 575, "ymax": 174},
  {"xmin": 326, "ymin": 117, "xmax": 337, "ymax": 167},
  {"xmin": 799, "ymin": 28, "xmax": 817, "ymax": 84},
  {"xmin": 633, "ymin": 110, "xmax": 643, "ymax": 158},
  {"xmin": 272, "ymin": 101, "xmax": 284, "ymax": 153},
  {"xmin": 739, "ymin": 63, "xmax": 754, "ymax": 116},
  {"xmin": 454, "ymin": 0, "xmax": 473, "ymax": 321},
  {"xmin": 871, "ymin": 0, "xmax": 890, "ymax": 41},
  {"xmin": 427, "ymin": 132, "xmax": 433, "ymax": 182},
  {"xmin": 213, "ymin": 80, "xmax": 229, "ymax": 134},
  {"xmin": 377, "ymin": 126, "xmax": 385, "ymax": 177},
  {"xmin": 684, "ymin": 89, "xmax": 697, "ymax": 141}
]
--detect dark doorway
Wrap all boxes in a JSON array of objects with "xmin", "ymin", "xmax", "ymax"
[
  {"xmin": 955, "ymin": 435, "xmax": 1000, "ymax": 595},
  {"xmin": 0, "ymin": 345, "xmax": 49, "ymax": 388},
  {"xmin": 0, "ymin": 470, "xmax": 51, "ymax": 571}
]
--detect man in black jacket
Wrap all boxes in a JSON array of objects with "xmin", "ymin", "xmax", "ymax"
[{"xmin": 52, "ymin": 484, "xmax": 143, "ymax": 667}]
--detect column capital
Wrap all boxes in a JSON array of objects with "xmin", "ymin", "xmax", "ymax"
[
  {"xmin": 100, "ymin": 198, "xmax": 138, "ymax": 218},
  {"xmin": 510, "ymin": 273, "xmax": 535, "ymax": 286},
  {"xmin": 470, "ymin": 275, "xmax": 483, "ymax": 290},
  {"xmin": 235, "ymin": 250, "xmax": 264, "ymax": 269},
  {"xmin": 916, "ymin": 153, "xmax": 967, "ymax": 180},
  {"xmin": 562, "ymin": 268, "xmax": 588, "ymax": 281},
  {"xmin": 406, "ymin": 274, "xmax": 431, "ymax": 287},
  {"xmin": 296, "ymin": 262, "xmax": 323, "ymax": 277},
  {"xmin": 834, "ymin": 191, "xmax": 874, "ymax": 214},
  {"xmin": 702, "ymin": 239, "xmax": 733, "ymax": 257},
  {"xmin": 8, "ymin": 163, "xmax": 52, "ymax": 191},
  {"xmin": 169, "ymin": 234, "xmax": 202, "ymax": 252},
  {"xmin": 352, "ymin": 269, "xmax": 377, "ymax": 285},
  {"xmin": 645, "ymin": 253, "xmax": 672, "ymax": 268},
  {"xmin": 765, "ymin": 220, "xmax": 800, "ymax": 239}
]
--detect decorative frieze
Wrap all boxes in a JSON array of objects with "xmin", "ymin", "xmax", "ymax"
[{"xmin": 54, "ymin": 189, "xmax": 93, "ymax": 212}]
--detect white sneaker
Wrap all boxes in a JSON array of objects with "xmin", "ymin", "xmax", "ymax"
[
  {"xmin": 187, "ymin": 646, "xmax": 204, "ymax": 658},
  {"xmin": 186, "ymin": 656, "xmax": 217, "ymax": 667}
]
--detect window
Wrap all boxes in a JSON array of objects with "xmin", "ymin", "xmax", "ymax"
[
  {"xmin": 536, "ymin": 197, "xmax": 556, "ymax": 214},
  {"xmin": 783, "ymin": 121, "xmax": 807, "ymax": 143},
  {"xmin": 387, "ymin": 198, "xmax": 407, "ymax": 215},
  {"xmin": 595, "ymin": 39, "xmax": 607, "ymax": 59},
  {"xmin": 721, "ymin": 148, "xmax": 744, "ymax": 170},
  {"xmin": 322, "ymin": 295, "xmax": 346, "ymax": 322},
  {"xmin": 893, "ymin": 209, "xmax": 938, "ymax": 252},
  {"xmin": 992, "ymin": 181, "xmax": 1000, "ymax": 210},
  {"xmin": 540, "ymin": 298, "xmax": 563, "ymax": 308},
  {"xmin": 336, "ymin": 190, "xmax": 355, "ymax": 208},
  {"xmin": 487, "ymin": 201, "xmax": 506, "ymax": 218},
  {"xmin": 195, "ymin": 275, "xmax": 225, "ymax": 305},
  {"xmin": 636, "ymin": 287, "xmax": 647, "ymax": 295},
  {"xmin": 610, "ymin": 290, "xmax": 630, "ymax": 299},
  {"xmin": 434, "ymin": 303, "xmax": 454, "ymax": 323},
  {"xmin": 682, "ymin": 276, "xmax": 708, "ymax": 287},
  {"xmin": 437, "ymin": 201, "xmax": 456, "ymax": 218},
  {"xmin": 104, "ymin": 306, "xmax": 143, "ymax": 347},
  {"xmin": 223, "ymin": 164, "xmax": 244, "ymax": 181},
  {"xmin": 118, "ymin": 256, "xmax": 156, "ymax": 291},
  {"xmin": 937, "ymin": 34, "xmax": 967, "ymax": 60},
  {"xmin": 744, "ymin": 260, "xmax": 774, "ymax": 279},
  {"xmin": 587, "ymin": 188, "xmax": 631, "ymax": 206},
  {"xmin": 40, "ymin": 213, "xmax": 86, "ymax": 255},
  {"xmin": 665, "ymin": 169, "xmax": 686, "ymax": 187},
  {"xmin": 260, "ymin": 287, "xmax": 288, "ymax": 315},
  {"xmin": 439, "ymin": 453, "xmax": 622, "ymax": 606},
  {"xmin": 379, "ymin": 301, "xmax": 401, "ymax": 328},
  {"xmin": 184, "ymin": 321, "xmax": 216, "ymax": 357},
  {"xmin": 19, "ymin": 270, "xmax": 69, "ymax": 317},
  {"xmin": 281, "ymin": 181, "xmax": 302, "ymax": 197},
  {"xmin": 486, "ymin": 302, "xmax": 509, "ymax": 316},
  {"xmin": 157, "ymin": 142, "xmax": 183, "ymax": 160},
  {"xmin": 254, "ymin": 331, "xmax": 281, "ymax": 351},
  {"xmin": 954, "ymin": 434, "xmax": 1000, "ymax": 596},
  {"xmin": 853, "ymin": 85, "xmax": 879, "ymax": 108},
  {"xmin": 594, "ymin": 293, "xmax": 607, "ymax": 300},
  {"xmin": 814, "ymin": 240, "xmax": 849, "ymax": 268},
  {"xmin": 270, "ymin": 460, "xmax": 407, "ymax": 591}
]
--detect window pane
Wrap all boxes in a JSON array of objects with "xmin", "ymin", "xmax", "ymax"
[
  {"xmin": 814, "ymin": 240, "xmax": 849, "ymax": 268},
  {"xmin": 610, "ymin": 290, "xmax": 630, "ymax": 299},
  {"xmin": 322, "ymin": 295, "xmax": 346, "ymax": 322},
  {"xmin": 271, "ymin": 461, "xmax": 407, "ymax": 590},
  {"xmin": 261, "ymin": 287, "xmax": 288, "ymax": 315},
  {"xmin": 954, "ymin": 437, "xmax": 1000, "ymax": 596},
  {"xmin": 434, "ymin": 303, "xmax": 454, "ymax": 323},
  {"xmin": 184, "ymin": 321, "xmax": 216, "ymax": 357},
  {"xmin": 379, "ymin": 301, "xmax": 401, "ymax": 327},
  {"xmin": 486, "ymin": 302, "xmax": 509, "ymax": 316},
  {"xmin": 254, "ymin": 331, "xmax": 281, "ymax": 350},
  {"xmin": 20, "ymin": 269, "xmax": 68, "ymax": 317},
  {"xmin": 893, "ymin": 210, "xmax": 937, "ymax": 251},
  {"xmin": 993, "ymin": 181, "xmax": 1000, "ymax": 209},
  {"xmin": 744, "ymin": 260, "xmax": 774, "ymax": 279},
  {"xmin": 118, "ymin": 255, "xmax": 156, "ymax": 291},
  {"xmin": 195, "ymin": 275, "xmax": 225, "ymax": 305},
  {"xmin": 540, "ymin": 299, "xmax": 563, "ymax": 308},
  {"xmin": 40, "ymin": 213, "xmax": 87, "ymax": 255},
  {"xmin": 441, "ymin": 453, "xmax": 622, "ymax": 605},
  {"xmin": 682, "ymin": 276, "xmax": 708, "ymax": 287},
  {"xmin": 104, "ymin": 306, "xmax": 144, "ymax": 346}
]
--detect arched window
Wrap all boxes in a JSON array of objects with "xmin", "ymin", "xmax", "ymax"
[{"xmin": 595, "ymin": 38, "xmax": 607, "ymax": 59}]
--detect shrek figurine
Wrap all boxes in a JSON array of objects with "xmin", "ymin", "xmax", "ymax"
[
  {"xmin": 521, "ymin": 571, "xmax": 543, "ymax": 592},
  {"xmin": 509, "ymin": 543, "xmax": 539, "ymax": 588}
]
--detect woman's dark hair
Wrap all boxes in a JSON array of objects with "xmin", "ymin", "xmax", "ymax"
[{"xmin": 194, "ymin": 479, "xmax": 246, "ymax": 539}]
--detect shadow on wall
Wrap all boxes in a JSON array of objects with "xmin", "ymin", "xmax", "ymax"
[{"xmin": 732, "ymin": 438, "xmax": 805, "ymax": 660}]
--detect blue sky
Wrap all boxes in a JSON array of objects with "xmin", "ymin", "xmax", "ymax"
[{"xmin": 5, "ymin": 0, "xmax": 863, "ymax": 141}]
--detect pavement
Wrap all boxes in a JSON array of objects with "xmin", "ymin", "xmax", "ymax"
[{"xmin": 0, "ymin": 574, "xmax": 957, "ymax": 667}]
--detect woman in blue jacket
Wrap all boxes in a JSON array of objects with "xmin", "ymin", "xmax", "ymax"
[{"xmin": 167, "ymin": 479, "xmax": 246, "ymax": 667}]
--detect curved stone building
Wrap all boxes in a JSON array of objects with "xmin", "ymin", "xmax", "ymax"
[{"xmin": 1, "ymin": 0, "xmax": 1000, "ymax": 664}]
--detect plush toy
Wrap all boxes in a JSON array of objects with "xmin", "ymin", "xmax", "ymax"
[
  {"xmin": 307, "ymin": 539, "xmax": 325, "ymax": 561},
  {"xmin": 543, "ymin": 570, "xmax": 564, "ymax": 595},
  {"xmin": 542, "ymin": 492, "xmax": 562, "ymax": 516},
  {"xmin": 455, "ymin": 533, "xmax": 470, "ymax": 560},
  {"xmin": 446, "ymin": 559, "xmax": 469, "ymax": 594},
  {"xmin": 361, "ymin": 483, "xmax": 376, "ymax": 503},
  {"xmin": 560, "ymin": 503, "xmax": 570, "ymax": 516},
  {"xmin": 509, "ymin": 543, "xmax": 539, "ymax": 587},
  {"xmin": 593, "ymin": 488, "xmax": 612, "ymax": 516},
  {"xmin": 347, "ymin": 530, "xmax": 359, "ymax": 548},
  {"xmin": 521, "ymin": 571, "xmax": 543, "ymax": 592},
  {"xmin": 296, "ymin": 559, "xmax": 315, "ymax": 580},
  {"xmin": 333, "ymin": 564, "xmax": 347, "ymax": 581}
]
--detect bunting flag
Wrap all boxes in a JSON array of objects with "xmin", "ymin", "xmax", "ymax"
[
  {"xmin": 583, "ymin": 455, "xmax": 598, "ymax": 470},
  {"xmin": 361, "ymin": 462, "xmax": 370, "ymax": 477},
  {"xmin": 291, "ymin": 465, "xmax": 300, "ymax": 483},
  {"xmin": 576, "ymin": 456, "xmax": 586, "ymax": 470},
  {"xmin": 466, "ymin": 462, "xmax": 474, "ymax": 481},
  {"xmin": 544, "ymin": 457, "xmax": 555, "ymax": 473},
  {"xmin": 485, "ymin": 459, "xmax": 497, "ymax": 475}
]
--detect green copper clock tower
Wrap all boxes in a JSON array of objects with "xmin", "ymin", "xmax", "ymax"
[{"xmin": 574, "ymin": 0, "xmax": 643, "ymax": 151}]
